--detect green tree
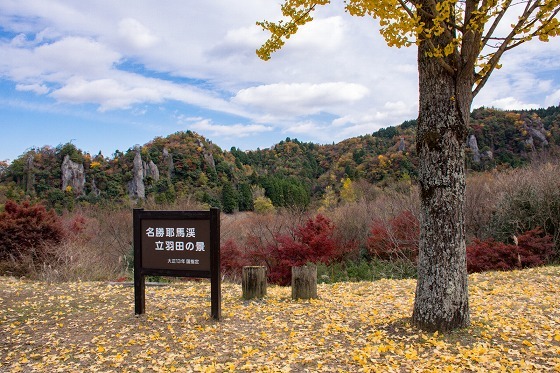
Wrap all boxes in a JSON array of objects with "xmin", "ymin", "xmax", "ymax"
[
  {"xmin": 280, "ymin": 178, "xmax": 310, "ymax": 208},
  {"xmin": 238, "ymin": 183, "xmax": 254, "ymax": 211},
  {"xmin": 57, "ymin": 142, "xmax": 84, "ymax": 163},
  {"xmin": 221, "ymin": 182, "xmax": 238, "ymax": 214},
  {"xmin": 258, "ymin": 0, "xmax": 560, "ymax": 331},
  {"xmin": 154, "ymin": 178, "xmax": 176, "ymax": 204}
]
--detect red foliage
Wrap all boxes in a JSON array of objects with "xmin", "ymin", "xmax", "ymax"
[
  {"xmin": 268, "ymin": 214, "xmax": 339, "ymax": 285},
  {"xmin": 466, "ymin": 228, "xmax": 554, "ymax": 273},
  {"xmin": 0, "ymin": 200, "xmax": 64, "ymax": 261},
  {"xmin": 68, "ymin": 214, "xmax": 87, "ymax": 234},
  {"xmin": 220, "ymin": 238, "xmax": 249, "ymax": 278},
  {"xmin": 367, "ymin": 210, "xmax": 419, "ymax": 262},
  {"xmin": 516, "ymin": 228, "xmax": 555, "ymax": 265}
]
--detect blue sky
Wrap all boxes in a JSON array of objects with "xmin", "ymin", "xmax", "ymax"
[{"xmin": 1, "ymin": 1, "xmax": 559, "ymax": 163}]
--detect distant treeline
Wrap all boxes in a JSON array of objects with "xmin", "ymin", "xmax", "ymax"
[{"xmin": 1, "ymin": 105, "xmax": 559, "ymax": 212}]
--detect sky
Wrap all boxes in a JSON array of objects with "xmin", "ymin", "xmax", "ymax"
[{"xmin": 1, "ymin": 1, "xmax": 559, "ymax": 163}]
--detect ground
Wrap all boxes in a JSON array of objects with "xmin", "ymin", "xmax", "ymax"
[{"xmin": 1, "ymin": 266, "xmax": 559, "ymax": 372}]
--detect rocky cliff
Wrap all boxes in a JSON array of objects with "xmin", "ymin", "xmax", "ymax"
[
  {"xmin": 127, "ymin": 149, "xmax": 162, "ymax": 199},
  {"xmin": 61, "ymin": 155, "xmax": 86, "ymax": 195},
  {"xmin": 128, "ymin": 150, "xmax": 146, "ymax": 199}
]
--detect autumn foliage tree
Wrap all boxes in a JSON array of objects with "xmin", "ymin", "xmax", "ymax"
[
  {"xmin": 0, "ymin": 200, "xmax": 64, "ymax": 266},
  {"xmin": 257, "ymin": 0, "xmax": 560, "ymax": 331},
  {"xmin": 368, "ymin": 210, "xmax": 420, "ymax": 262},
  {"xmin": 268, "ymin": 214, "xmax": 339, "ymax": 285}
]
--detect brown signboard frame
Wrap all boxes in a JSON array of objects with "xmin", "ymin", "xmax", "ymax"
[{"xmin": 133, "ymin": 208, "xmax": 221, "ymax": 320}]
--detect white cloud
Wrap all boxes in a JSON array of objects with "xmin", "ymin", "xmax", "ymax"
[
  {"xmin": 384, "ymin": 101, "xmax": 412, "ymax": 115},
  {"xmin": 0, "ymin": 0, "xmax": 558, "ymax": 157},
  {"xmin": 286, "ymin": 16, "xmax": 345, "ymax": 52},
  {"xmin": 285, "ymin": 121, "xmax": 327, "ymax": 135},
  {"xmin": 16, "ymin": 83, "xmax": 50, "ymax": 94},
  {"xmin": 117, "ymin": 18, "xmax": 159, "ymax": 50},
  {"xmin": 545, "ymin": 89, "xmax": 560, "ymax": 107},
  {"xmin": 188, "ymin": 118, "xmax": 273, "ymax": 138},
  {"xmin": 282, "ymin": 118, "xmax": 386, "ymax": 145},
  {"xmin": 48, "ymin": 72, "xmax": 252, "ymax": 117},
  {"xmin": 1, "ymin": 36, "xmax": 121, "ymax": 83},
  {"xmin": 50, "ymin": 77, "xmax": 162, "ymax": 111},
  {"xmin": 35, "ymin": 37, "xmax": 121, "ymax": 76},
  {"xmin": 233, "ymin": 82, "xmax": 369, "ymax": 117},
  {"xmin": 486, "ymin": 97, "xmax": 541, "ymax": 111},
  {"xmin": 206, "ymin": 25, "xmax": 264, "ymax": 59}
]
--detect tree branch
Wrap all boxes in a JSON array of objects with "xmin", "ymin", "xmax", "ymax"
[
  {"xmin": 397, "ymin": 0, "xmax": 418, "ymax": 18},
  {"xmin": 426, "ymin": 39, "xmax": 457, "ymax": 74},
  {"xmin": 481, "ymin": 0, "xmax": 513, "ymax": 48},
  {"xmin": 474, "ymin": 0, "xmax": 542, "ymax": 97}
]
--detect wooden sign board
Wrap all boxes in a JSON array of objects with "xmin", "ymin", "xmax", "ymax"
[{"xmin": 133, "ymin": 208, "xmax": 221, "ymax": 320}]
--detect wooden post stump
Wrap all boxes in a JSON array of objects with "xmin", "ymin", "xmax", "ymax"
[
  {"xmin": 242, "ymin": 266, "xmax": 267, "ymax": 300},
  {"xmin": 291, "ymin": 264, "xmax": 317, "ymax": 300}
]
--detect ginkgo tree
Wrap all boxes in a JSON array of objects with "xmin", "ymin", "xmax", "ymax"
[{"xmin": 257, "ymin": 0, "xmax": 560, "ymax": 331}]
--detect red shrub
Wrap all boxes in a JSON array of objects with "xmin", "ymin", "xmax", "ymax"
[
  {"xmin": 0, "ymin": 200, "xmax": 64, "ymax": 262},
  {"xmin": 466, "ymin": 239, "xmax": 517, "ymax": 273},
  {"xmin": 466, "ymin": 228, "xmax": 554, "ymax": 273},
  {"xmin": 367, "ymin": 210, "xmax": 419, "ymax": 262},
  {"xmin": 294, "ymin": 214, "xmax": 338, "ymax": 262},
  {"xmin": 61, "ymin": 212, "xmax": 98, "ymax": 243},
  {"xmin": 220, "ymin": 238, "xmax": 249, "ymax": 279},
  {"xmin": 268, "ymin": 214, "xmax": 339, "ymax": 285},
  {"xmin": 68, "ymin": 214, "xmax": 87, "ymax": 234},
  {"xmin": 516, "ymin": 228, "xmax": 555, "ymax": 265}
]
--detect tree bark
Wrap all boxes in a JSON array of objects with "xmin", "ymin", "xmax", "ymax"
[
  {"xmin": 412, "ymin": 14, "xmax": 472, "ymax": 331},
  {"xmin": 242, "ymin": 266, "xmax": 267, "ymax": 300},
  {"xmin": 292, "ymin": 264, "xmax": 317, "ymax": 300}
]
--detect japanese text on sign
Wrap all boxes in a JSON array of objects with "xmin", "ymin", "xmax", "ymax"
[
  {"xmin": 140, "ymin": 218, "xmax": 211, "ymax": 271},
  {"xmin": 145, "ymin": 227, "xmax": 205, "ymax": 252}
]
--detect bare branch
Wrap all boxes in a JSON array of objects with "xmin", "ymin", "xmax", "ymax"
[
  {"xmin": 481, "ymin": 0, "xmax": 513, "ymax": 48},
  {"xmin": 397, "ymin": 0, "xmax": 418, "ymax": 18},
  {"xmin": 474, "ymin": 0, "xmax": 544, "ymax": 97}
]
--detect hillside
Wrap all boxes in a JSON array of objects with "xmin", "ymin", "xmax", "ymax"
[{"xmin": 1, "ymin": 105, "xmax": 559, "ymax": 212}]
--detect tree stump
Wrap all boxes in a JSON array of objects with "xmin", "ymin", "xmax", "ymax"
[
  {"xmin": 291, "ymin": 264, "xmax": 317, "ymax": 300},
  {"xmin": 242, "ymin": 266, "xmax": 267, "ymax": 300}
]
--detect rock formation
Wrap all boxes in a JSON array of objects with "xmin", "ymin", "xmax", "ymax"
[
  {"xmin": 163, "ymin": 147, "xmax": 174, "ymax": 178},
  {"xmin": 90, "ymin": 177, "xmax": 101, "ymax": 197},
  {"xmin": 61, "ymin": 155, "xmax": 86, "ymax": 195},
  {"xmin": 143, "ymin": 159, "xmax": 160, "ymax": 182},
  {"xmin": 127, "ymin": 149, "xmax": 162, "ymax": 199},
  {"xmin": 482, "ymin": 150, "xmax": 493, "ymax": 161},
  {"xmin": 128, "ymin": 150, "xmax": 145, "ymax": 199},
  {"xmin": 523, "ymin": 114, "xmax": 549, "ymax": 149},
  {"xmin": 467, "ymin": 134, "xmax": 481, "ymax": 163},
  {"xmin": 198, "ymin": 140, "xmax": 216, "ymax": 170}
]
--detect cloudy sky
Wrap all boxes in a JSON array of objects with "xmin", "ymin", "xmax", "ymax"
[{"xmin": 1, "ymin": 1, "xmax": 559, "ymax": 162}]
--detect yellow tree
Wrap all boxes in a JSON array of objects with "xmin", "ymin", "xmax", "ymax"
[
  {"xmin": 340, "ymin": 177, "xmax": 357, "ymax": 203},
  {"xmin": 257, "ymin": 0, "xmax": 560, "ymax": 331}
]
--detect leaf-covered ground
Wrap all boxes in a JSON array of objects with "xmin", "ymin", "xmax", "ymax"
[{"xmin": 1, "ymin": 266, "xmax": 559, "ymax": 372}]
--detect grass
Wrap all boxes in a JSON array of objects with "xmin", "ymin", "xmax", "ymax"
[{"xmin": 1, "ymin": 266, "xmax": 559, "ymax": 372}]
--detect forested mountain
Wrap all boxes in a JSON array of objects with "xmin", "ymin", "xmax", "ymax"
[{"xmin": 1, "ymin": 106, "xmax": 559, "ymax": 212}]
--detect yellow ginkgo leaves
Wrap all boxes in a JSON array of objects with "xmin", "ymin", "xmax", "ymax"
[{"xmin": 1, "ymin": 266, "xmax": 559, "ymax": 371}]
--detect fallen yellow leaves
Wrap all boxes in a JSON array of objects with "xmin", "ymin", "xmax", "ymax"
[{"xmin": 0, "ymin": 266, "xmax": 559, "ymax": 372}]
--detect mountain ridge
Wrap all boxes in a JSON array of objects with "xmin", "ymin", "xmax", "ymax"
[{"xmin": 1, "ymin": 105, "xmax": 559, "ymax": 212}]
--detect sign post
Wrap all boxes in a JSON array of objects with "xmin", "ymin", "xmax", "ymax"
[{"xmin": 133, "ymin": 208, "xmax": 221, "ymax": 320}]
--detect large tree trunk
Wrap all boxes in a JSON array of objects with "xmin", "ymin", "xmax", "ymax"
[{"xmin": 412, "ymin": 27, "xmax": 472, "ymax": 331}]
